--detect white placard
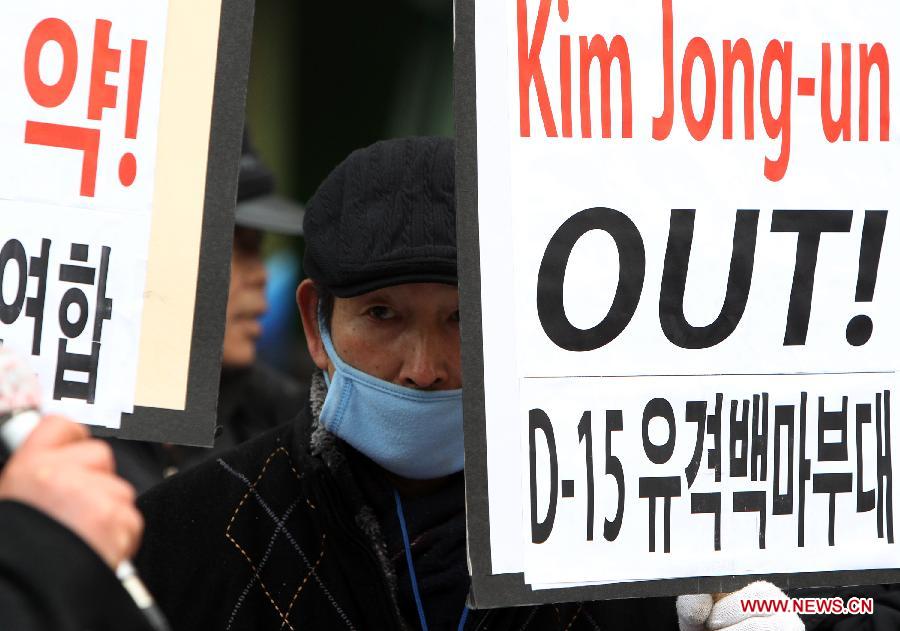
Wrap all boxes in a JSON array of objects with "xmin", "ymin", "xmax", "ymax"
[
  {"xmin": 473, "ymin": 0, "xmax": 900, "ymax": 587},
  {"xmin": 0, "ymin": 2, "xmax": 169, "ymax": 427}
]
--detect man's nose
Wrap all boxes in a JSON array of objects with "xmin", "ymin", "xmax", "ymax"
[
  {"xmin": 242, "ymin": 255, "xmax": 267, "ymax": 287},
  {"xmin": 401, "ymin": 333, "xmax": 449, "ymax": 390}
]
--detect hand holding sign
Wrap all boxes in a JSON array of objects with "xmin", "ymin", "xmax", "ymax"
[
  {"xmin": 677, "ymin": 583, "xmax": 803, "ymax": 631},
  {"xmin": 0, "ymin": 347, "xmax": 171, "ymax": 630},
  {"xmin": 0, "ymin": 416, "xmax": 142, "ymax": 568},
  {"xmin": 0, "ymin": 348, "xmax": 140, "ymax": 568}
]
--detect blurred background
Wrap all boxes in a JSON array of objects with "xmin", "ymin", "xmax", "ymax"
[{"xmin": 245, "ymin": 0, "xmax": 453, "ymax": 380}]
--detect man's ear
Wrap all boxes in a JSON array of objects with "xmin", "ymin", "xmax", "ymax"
[{"xmin": 297, "ymin": 279, "xmax": 329, "ymax": 371}]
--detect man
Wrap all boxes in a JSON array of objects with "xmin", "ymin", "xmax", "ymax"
[
  {"xmin": 0, "ymin": 416, "xmax": 153, "ymax": 630},
  {"xmin": 108, "ymin": 131, "xmax": 306, "ymax": 493},
  {"xmin": 136, "ymin": 137, "xmax": 811, "ymax": 630}
]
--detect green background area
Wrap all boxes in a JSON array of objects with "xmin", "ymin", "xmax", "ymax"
[{"xmin": 244, "ymin": 0, "xmax": 453, "ymax": 378}]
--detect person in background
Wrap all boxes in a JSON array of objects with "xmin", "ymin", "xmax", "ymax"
[
  {"xmin": 107, "ymin": 130, "xmax": 306, "ymax": 494},
  {"xmin": 134, "ymin": 137, "xmax": 809, "ymax": 630}
]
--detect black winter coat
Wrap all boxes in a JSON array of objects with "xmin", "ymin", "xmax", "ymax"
[
  {"xmin": 136, "ymin": 376, "xmax": 679, "ymax": 630},
  {"xmin": 105, "ymin": 362, "xmax": 304, "ymax": 495},
  {"xmin": 136, "ymin": 375, "xmax": 900, "ymax": 630},
  {"xmin": 0, "ymin": 500, "xmax": 155, "ymax": 631}
]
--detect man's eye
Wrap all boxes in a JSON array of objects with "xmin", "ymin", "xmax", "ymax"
[
  {"xmin": 367, "ymin": 306, "xmax": 395, "ymax": 320},
  {"xmin": 449, "ymin": 310, "xmax": 460, "ymax": 323}
]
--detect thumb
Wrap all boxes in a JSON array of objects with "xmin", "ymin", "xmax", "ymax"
[{"xmin": 677, "ymin": 593, "xmax": 713, "ymax": 631}]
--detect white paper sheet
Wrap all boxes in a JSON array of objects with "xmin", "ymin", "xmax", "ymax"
[
  {"xmin": 521, "ymin": 374, "xmax": 900, "ymax": 587},
  {"xmin": 474, "ymin": 0, "xmax": 900, "ymax": 586},
  {"xmin": 0, "ymin": 2, "xmax": 169, "ymax": 427}
]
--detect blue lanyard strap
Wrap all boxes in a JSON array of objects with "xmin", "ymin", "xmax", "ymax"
[
  {"xmin": 393, "ymin": 489, "xmax": 471, "ymax": 631},
  {"xmin": 457, "ymin": 606, "xmax": 470, "ymax": 631},
  {"xmin": 394, "ymin": 489, "xmax": 430, "ymax": 631}
]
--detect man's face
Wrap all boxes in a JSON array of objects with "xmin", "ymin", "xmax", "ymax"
[
  {"xmin": 299, "ymin": 281, "xmax": 461, "ymax": 390},
  {"xmin": 222, "ymin": 227, "xmax": 268, "ymax": 367}
]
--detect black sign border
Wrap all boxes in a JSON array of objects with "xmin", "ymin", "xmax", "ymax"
[
  {"xmin": 95, "ymin": 0, "xmax": 253, "ymax": 446},
  {"xmin": 454, "ymin": 0, "xmax": 900, "ymax": 608}
]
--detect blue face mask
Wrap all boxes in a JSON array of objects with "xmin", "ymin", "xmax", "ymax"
[{"xmin": 318, "ymin": 316, "xmax": 465, "ymax": 480}]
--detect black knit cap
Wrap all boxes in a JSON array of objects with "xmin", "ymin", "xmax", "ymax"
[{"xmin": 303, "ymin": 137, "xmax": 456, "ymax": 297}]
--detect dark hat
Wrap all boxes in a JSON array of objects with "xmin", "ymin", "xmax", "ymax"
[
  {"xmin": 303, "ymin": 137, "xmax": 455, "ymax": 297},
  {"xmin": 236, "ymin": 129, "xmax": 305, "ymax": 236}
]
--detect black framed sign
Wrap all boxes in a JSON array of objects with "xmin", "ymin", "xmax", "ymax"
[
  {"xmin": 0, "ymin": 0, "xmax": 255, "ymax": 446},
  {"xmin": 456, "ymin": 0, "xmax": 900, "ymax": 608}
]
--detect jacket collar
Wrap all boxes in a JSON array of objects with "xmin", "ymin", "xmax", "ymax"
[{"xmin": 300, "ymin": 370, "xmax": 411, "ymax": 631}]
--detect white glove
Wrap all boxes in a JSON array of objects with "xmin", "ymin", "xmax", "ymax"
[{"xmin": 677, "ymin": 581, "xmax": 805, "ymax": 631}]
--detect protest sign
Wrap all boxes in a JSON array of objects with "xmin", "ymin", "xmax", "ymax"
[
  {"xmin": 0, "ymin": 0, "xmax": 254, "ymax": 445},
  {"xmin": 456, "ymin": 0, "xmax": 900, "ymax": 606}
]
